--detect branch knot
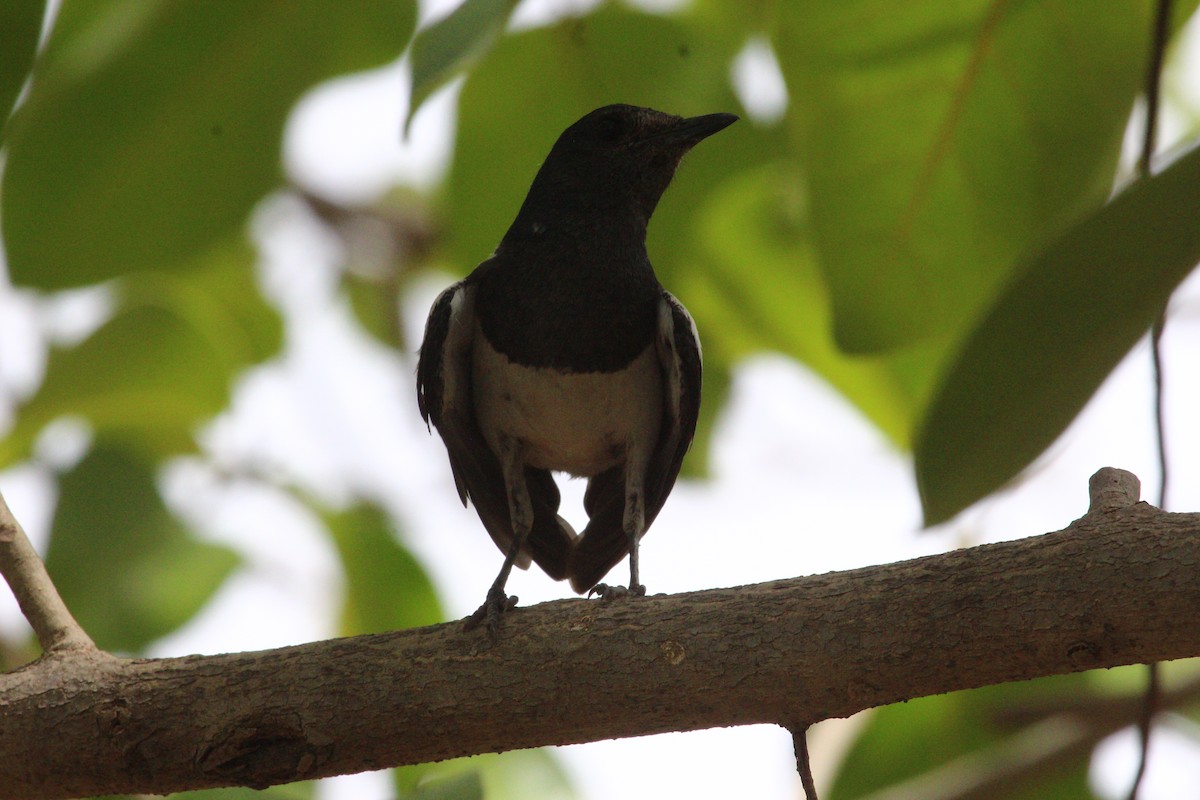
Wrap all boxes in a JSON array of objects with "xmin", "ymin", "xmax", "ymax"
[{"xmin": 1088, "ymin": 467, "xmax": 1141, "ymax": 513}]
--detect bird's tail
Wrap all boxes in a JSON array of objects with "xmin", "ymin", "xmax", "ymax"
[
  {"xmin": 522, "ymin": 467, "xmax": 576, "ymax": 580},
  {"xmin": 566, "ymin": 467, "xmax": 628, "ymax": 593},
  {"xmin": 568, "ymin": 532, "xmax": 629, "ymax": 594}
]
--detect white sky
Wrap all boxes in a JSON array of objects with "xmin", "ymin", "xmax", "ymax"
[{"xmin": 3, "ymin": 3, "xmax": 1200, "ymax": 799}]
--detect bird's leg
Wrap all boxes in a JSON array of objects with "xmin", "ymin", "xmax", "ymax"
[
  {"xmin": 464, "ymin": 535, "xmax": 523, "ymax": 634},
  {"xmin": 464, "ymin": 438, "xmax": 530, "ymax": 635},
  {"xmin": 624, "ymin": 484, "xmax": 647, "ymax": 597},
  {"xmin": 590, "ymin": 476, "xmax": 648, "ymax": 601}
]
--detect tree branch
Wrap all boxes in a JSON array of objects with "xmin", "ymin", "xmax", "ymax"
[
  {"xmin": 2, "ymin": 469, "xmax": 1198, "ymax": 799},
  {"xmin": 0, "ymin": 490, "xmax": 99, "ymax": 657}
]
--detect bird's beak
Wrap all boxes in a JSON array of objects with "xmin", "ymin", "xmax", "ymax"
[{"xmin": 666, "ymin": 112, "xmax": 739, "ymax": 145}]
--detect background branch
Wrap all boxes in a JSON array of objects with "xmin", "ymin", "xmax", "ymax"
[
  {"xmin": 0, "ymin": 490, "xmax": 98, "ymax": 657},
  {"xmin": 1, "ymin": 471, "xmax": 1197, "ymax": 799}
]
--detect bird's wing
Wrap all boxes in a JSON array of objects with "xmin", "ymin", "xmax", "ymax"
[
  {"xmin": 416, "ymin": 279, "xmax": 574, "ymax": 578},
  {"xmin": 568, "ymin": 290, "xmax": 702, "ymax": 593},
  {"xmin": 644, "ymin": 290, "xmax": 702, "ymax": 521}
]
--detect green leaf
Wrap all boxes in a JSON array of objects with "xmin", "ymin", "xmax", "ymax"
[
  {"xmin": 394, "ymin": 749, "xmax": 575, "ymax": 800},
  {"xmin": 165, "ymin": 236, "xmax": 285, "ymax": 366},
  {"xmin": 324, "ymin": 503, "xmax": 444, "ymax": 634},
  {"xmin": 830, "ymin": 676, "xmax": 1093, "ymax": 800},
  {"xmin": 406, "ymin": 0, "xmax": 517, "ymax": 131},
  {"xmin": 916, "ymin": 141, "xmax": 1200, "ymax": 525},
  {"xmin": 0, "ymin": 237, "xmax": 281, "ymax": 468},
  {"xmin": 344, "ymin": 269, "xmax": 403, "ymax": 348},
  {"xmin": 776, "ymin": 1, "xmax": 1162, "ymax": 352},
  {"xmin": 0, "ymin": 304, "xmax": 223, "ymax": 466},
  {"xmin": 170, "ymin": 781, "xmax": 314, "ymax": 800},
  {"xmin": 44, "ymin": 442, "xmax": 239, "ymax": 653},
  {"xmin": 688, "ymin": 162, "xmax": 917, "ymax": 447},
  {"xmin": 403, "ymin": 770, "xmax": 483, "ymax": 800},
  {"xmin": 2, "ymin": 0, "xmax": 415, "ymax": 290},
  {"xmin": 0, "ymin": 0, "xmax": 44, "ymax": 139}
]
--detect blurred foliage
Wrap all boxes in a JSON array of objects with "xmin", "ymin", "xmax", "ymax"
[
  {"xmin": 393, "ymin": 749, "xmax": 574, "ymax": 800},
  {"xmin": 3, "ymin": 0, "xmax": 415, "ymax": 290},
  {"xmin": 2, "ymin": 0, "xmax": 1200, "ymax": 798},
  {"xmin": 407, "ymin": 0, "xmax": 519, "ymax": 131},
  {"xmin": 831, "ymin": 666, "xmax": 1200, "ymax": 800},
  {"xmin": 830, "ymin": 675, "xmax": 1098, "ymax": 800},
  {"xmin": 776, "ymin": 1, "xmax": 1151, "ymax": 352},
  {"xmin": 0, "ymin": 236, "xmax": 282, "ymax": 467},
  {"xmin": 324, "ymin": 502, "xmax": 444, "ymax": 635},
  {"xmin": 45, "ymin": 442, "xmax": 239, "ymax": 654},
  {"xmin": 168, "ymin": 782, "xmax": 315, "ymax": 800},
  {"xmin": 0, "ymin": 0, "xmax": 44, "ymax": 137},
  {"xmin": 917, "ymin": 142, "xmax": 1200, "ymax": 521}
]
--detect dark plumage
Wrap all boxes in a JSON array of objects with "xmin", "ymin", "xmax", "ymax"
[{"xmin": 417, "ymin": 104, "xmax": 736, "ymax": 630}]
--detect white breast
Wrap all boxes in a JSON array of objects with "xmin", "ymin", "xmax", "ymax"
[{"xmin": 471, "ymin": 329, "xmax": 663, "ymax": 478}]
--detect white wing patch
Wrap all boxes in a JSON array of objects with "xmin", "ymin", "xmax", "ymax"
[
  {"xmin": 656, "ymin": 293, "xmax": 697, "ymax": 433},
  {"xmin": 438, "ymin": 284, "xmax": 475, "ymax": 419}
]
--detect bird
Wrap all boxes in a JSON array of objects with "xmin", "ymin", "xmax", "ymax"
[{"xmin": 417, "ymin": 104, "xmax": 736, "ymax": 631}]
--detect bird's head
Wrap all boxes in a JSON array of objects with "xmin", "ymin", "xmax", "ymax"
[{"xmin": 511, "ymin": 104, "xmax": 738, "ymax": 237}]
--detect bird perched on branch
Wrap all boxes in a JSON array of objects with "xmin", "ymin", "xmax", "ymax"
[{"xmin": 417, "ymin": 104, "xmax": 736, "ymax": 631}]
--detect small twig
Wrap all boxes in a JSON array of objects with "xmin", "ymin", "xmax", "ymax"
[
  {"xmin": 1135, "ymin": 0, "xmax": 1172, "ymax": 179},
  {"xmin": 1130, "ymin": 2, "xmax": 1174, "ymax": 797},
  {"xmin": 1128, "ymin": 663, "xmax": 1160, "ymax": 800},
  {"xmin": 1149, "ymin": 316, "xmax": 1169, "ymax": 511},
  {"xmin": 1130, "ymin": 316, "xmax": 1168, "ymax": 800},
  {"xmin": 0, "ymin": 489, "xmax": 97, "ymax": 657},
  {"xmin": 793, "ymin": 726, "xmax": 819, "ymax": 800}
]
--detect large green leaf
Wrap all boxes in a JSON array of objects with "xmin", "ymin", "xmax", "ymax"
[
  {"xmin": 776, "ymin": 1, "xmax": 1159, "ymax": 353},
  {"xmin": 0, "ymin": 0, "xmax": 44, "ymax": 138},
  {"xmin": 2, "ymin": 0, "xmax": 415, "ymax": 290},
  {"xmin": 45, "ymin": 443, "xmax": 239, "ymax": 653},
  {"xmin": 916, "ymin": 141, "xmax": 1200, "ymax": 524},
  {"xmin": 323, "ymin": 503, "xmax": 444, "ymax": 635},
  {"xmin": 688, "ymin": 162, "xmax": 917, "ymax": 447},
  {"xmin": 0, "ymin": 237, "xmax": 283, "ymax": 467},
  {"xmin": 406, "ymin": 0, "xmax": 518, "ymax": 131}
]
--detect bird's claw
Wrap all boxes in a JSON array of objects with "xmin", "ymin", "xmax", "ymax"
[
  {"xmin": 463, "ymin": 587, "xmax": 518, "ymax": 636},
  {"xmin": 588, "ymin": 583, "xmax": 646, "ymax": 601}
]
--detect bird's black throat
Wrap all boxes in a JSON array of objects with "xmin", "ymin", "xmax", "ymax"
[{"xmin": 472, "ymin": 226, "xmax": 662, "ymax": 373}]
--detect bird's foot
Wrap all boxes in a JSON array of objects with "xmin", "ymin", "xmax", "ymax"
[
  {"xmin": 588, "ymin": 583, "xmax": 646, "ymax": 601},
  {"xmin": 463, "ymin": 587, "xmax": 518, "ymax": 636}
]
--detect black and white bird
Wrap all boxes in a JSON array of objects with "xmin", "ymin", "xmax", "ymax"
[{"xmin": 417, "ymin": 104, "xmax": 736, "ymax": 630}]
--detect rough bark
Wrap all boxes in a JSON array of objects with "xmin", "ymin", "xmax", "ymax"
[{"xmin": 1, "ymin": 493, "xmax": 1198, "ymax": 798}]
